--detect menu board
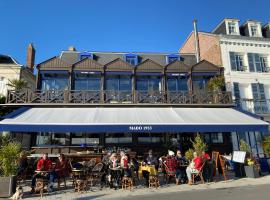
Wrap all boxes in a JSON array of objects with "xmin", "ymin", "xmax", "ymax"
[{"xmin": 232, "ymin": 151, "xmax": 246, "ymax": 163}]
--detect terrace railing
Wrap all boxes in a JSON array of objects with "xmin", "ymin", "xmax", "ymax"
[
  {"xmin": 237, "ymin": 98, "xmax": 269, "ymax": 114},
  {"xmin": 6, "ymin": 89, "xmax": 233, "ymax": 105}
]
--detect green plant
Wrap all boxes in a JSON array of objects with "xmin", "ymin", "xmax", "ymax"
[
  {"xmin": 207, "ymin": 76, "xmax": 225, "ymax": 92},
  {"xmin": 192, "ymin": 134, "xmax": 207, "ymax": 157},
  {"xmin": 262, "ymin": 136, "xmax": 270, "ymax": 157},
  {"xmin": 185, "ymin": 148, "xmax": 194, "ymax": 161},
  {"xmin": 0, "ymin": 142, "xmax": 21, "ymax": 176},
  {"xmin": 7, "ymin": 79, "xmax": 28, "ymax": 90},
  {"xmin": 0, "ymin": 95, "xmax": 6, "ymax": 104},
  {"xmin": 239, "ymin": 139, "xmax": 251, "ymax": 153}
]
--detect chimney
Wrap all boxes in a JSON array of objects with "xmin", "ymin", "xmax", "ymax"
[
  {"xmin": 68, "ymin": 46, "xmax": 76, "ymax": 51},
  {"xmin": 26, "ymin": 43, "xmax": 35, "ymax": 70},
  {"xmin": 193, "ymin": 19, "xmax": 200, "ymax": 63}
]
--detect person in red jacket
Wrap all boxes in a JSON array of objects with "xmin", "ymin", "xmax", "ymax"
[
  {"xmin": 186, "ymin": 152, "xmax": 203, "ymax": 185},
  {"xmin": 31, "ymin": 153, "xmax": 52, "ymax": 193}
]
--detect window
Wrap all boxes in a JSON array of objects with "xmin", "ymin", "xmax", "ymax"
[
  {"xmin": 248, "ymin": 53, "xmax": 269, "ymax": 72},
  {"xmin": 167, "ymin": 75, "xmax": 188, "ymax": 91},
  {"xmin": 228, "ymin": 22, "xmax": 237, "ymax": 34},
  {"xmin": 36, "ymin": 132, "xmax": 70, "ymax": 146},
  {"xmin": 41, "ymin": 71, "xmax": 69, "ymax": 90},
  {"xmin": 192, "ymin": 76, "xmax": 212, "ymax": 91},
  {"xmin": 105, "ymin": 75, "xmax": 132, "ymax": 91},
  {"xmin": 105, "ymin": 133, "xmax": 132, "ymax": 143},
  {"xmin": 229, "ymin": 52, "xmax": 245, "ymax": 71},
  {"xmin": 167, "ymin": 54, "xmax": 180, "ymax": 64},
  {"xmin": 71, "ymin": 133, "xmax": 100, "ymax": 145},
  {"xmin": 250, "ymin": 25, "xmax": 258, "ymax": 36},
  {"xmin": 74, "ymin": 72, "xmax": 101, "ymax": 90},
  {"xmin": 251, "ymin": 83, "xmax": 268, "ymax": 113},
  {"xmin": 211, "ymin": 133, "xmax": 223, "ymax": 143},
  {"xmin": 124, "ymin": 54, "xmax": 138, "ymax": 65},
  {"xmin": 137, "ymin": 133, "xmax": 164, "ymax": 143},
  {"xmin": 79, "ymin": 52, "xmax": 93, "ymax": 60},
  {"xmin": 136, "ymin": 76, "xmax": 161, "ymax": 91}
]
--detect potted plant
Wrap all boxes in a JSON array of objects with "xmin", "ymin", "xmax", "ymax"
[
  {"xmin": 239, "ymin": 140, "xmax": 259, "ymax": 178},
  {"xmin": 0, "ymin": 138, "xmax": 21, "ymax": 197}
]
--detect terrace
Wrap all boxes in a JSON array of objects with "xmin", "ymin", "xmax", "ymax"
[{"xmin": 6, "ymin": 89, "xmax": 232, "ymax": 106}]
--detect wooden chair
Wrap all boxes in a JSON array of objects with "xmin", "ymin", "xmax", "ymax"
[
  {"xmin": 122, "ymin": 176, "xmax": 133, "ymax": 190},
  {"xmin": 191, "ymin": 162, "xmax": 205, "ymax": 184},
  {"xmin": 35, "ymin": 178, "xmax": 48, "ymax": 198},
  {"xmin": 149, "ymin": 175, "xmax": 160, "ymax": 188},
  {"xmin": 219, "ymin": 155, "xmax": 227, "ymax": 181},
  {"xmin": 211, "ymin": 151, "xmax": 220, "ymax": 177},
  {"xmin": 74, "ymin": 179, "xmax": 87, "ymax": 193},
  {"xmin": 88, "ymin": 163, "xmax": 104, "ymax": 187},
  {"xmin": 163, "ymin": 162, "xmax": 176, "ymax": 184}
]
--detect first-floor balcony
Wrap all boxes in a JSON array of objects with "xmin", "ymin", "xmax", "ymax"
[
  {"xmin": 6, "ymin": 89, "xmax": 233, "ymax": 105},
  {"xmin": 237, "ymin": 98, "xmax": 270, "ymax": 114}
]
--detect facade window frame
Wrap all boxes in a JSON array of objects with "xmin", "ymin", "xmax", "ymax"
[{"xmin": 124, "ymin": 54, "xmax": 138, "ymax": 65}]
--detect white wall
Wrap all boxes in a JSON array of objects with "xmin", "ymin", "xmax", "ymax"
[{"xmin": 220, "ymin": 38, "xmax": 270, "ymax": 99}]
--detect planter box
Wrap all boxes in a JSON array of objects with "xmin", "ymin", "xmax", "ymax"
[
  {"xmin": 0, "ymin": 176, "xmax": 17, "ymax": 197},
  {"xmin": 244, "ymin": 166, "xmax": 259, "ymax": 178}
]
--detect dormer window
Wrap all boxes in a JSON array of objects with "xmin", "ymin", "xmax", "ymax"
[
  {"xmin": 79, "ymin": 52, "xmax": 93, "ymax": 60},
  {"xmin": 250, "ymin": 25, "xmax": 258, "ymax": 36},
  {"xmin": 228, "ymin": 22, "xmax": 237, "ymax": 34},
  {"xmin": 167, "ymin": 54, "xmax": 180, "ymax": 64},
  {"xmin": 124, "ymin": 54, "xmax": 138, "ymax": 65}
]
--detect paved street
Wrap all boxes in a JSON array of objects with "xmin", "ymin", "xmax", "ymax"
[
  {"xmin": 8, "ymin": 175, "xmax": 270, "ymax": 200},
  {"xmin": 116, "ymin": 184, "xmax": 270, "ymax": 200}
]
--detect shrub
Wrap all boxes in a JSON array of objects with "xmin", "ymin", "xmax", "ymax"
[
  {"xmin": 185, "ymin": 148, "xmax": 194, "ymax": 162},
  {"xmin": 0, "ymin": 142, "xmax": 21, "ymax": 176},
  {"xmin": 262, "ymin": 136, "xmax": 270, "ymax": 157},
  {"xmin": 192, "ymin": 134, "xmax": 207, "ymax": 157}
]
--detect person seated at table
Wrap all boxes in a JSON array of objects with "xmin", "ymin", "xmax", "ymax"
[
  {"xmin": 109, "ymin": 153, "xmax": 121, "ymax": 189},
  {"xmin": 201, "ymin": 151, "xmax": 213, "ymax": 182},
  {"xmin": 164, "ymin": 150, "xmax": 177, "ymax": 184},
  {"xmin": 175, "ymin": 150, "xmax": 188, "ymax": 184},
  {"xmin": 50, "ymin": 154, "xmax": 70, "ymax": 184},
  {"xmin": 142, "ymin": 149, "xmax": 158, "ymax": 187},
  {"xmin": 31, "ymin": 153, "xmax": 52, "ymax": 193},
  {"xmin": 120, "ymin": 151, "xmax": 130, "ymax": 177},
  {"xmin": 186, "ymin": 152, "xmax": 203, "ymax": 185}
]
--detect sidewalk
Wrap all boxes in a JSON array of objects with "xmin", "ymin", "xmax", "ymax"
[{"xmin": 19, "ymin": 173, "xmax": 270, "ymax": 200}]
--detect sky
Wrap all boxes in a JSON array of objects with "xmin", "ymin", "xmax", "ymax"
[{"xmin": 0, "ymin": 0, "xmax": 269, "ymax": 65}]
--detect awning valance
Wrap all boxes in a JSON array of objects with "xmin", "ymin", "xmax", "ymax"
[{"xmin": 0, "ymin": 107, "xmax": 268, "ymax": 133}]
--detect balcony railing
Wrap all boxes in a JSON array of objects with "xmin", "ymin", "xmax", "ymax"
[
  {"xmin": 6, "ymin": 90, "xmax": 233, "ymax": 105},
  {"xmin": 237, "ymin": 98, "xmax": 270, "ymax": 114}
]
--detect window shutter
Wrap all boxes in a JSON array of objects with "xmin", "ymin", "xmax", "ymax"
[
  {"xmin": 233, "ymin": 82, "xmax": 241, "ymax": 107},
  {"xmin": 248, "ymin": 53, "xmax": 255, "ymax": 72},
  {"xmin": 233, "ymin": 82, "xmax": 240, "ymax": 99},
  {"xmin": 255, "ymin": 54, "xmax": 262, "ymax": 72},
  {"xmin": 251, "ymin": 83, "xmax": 259, "ymax": 99},
  {"xmin": 229, "ymin": 52, "xmax": 237, "ymax": 71}
]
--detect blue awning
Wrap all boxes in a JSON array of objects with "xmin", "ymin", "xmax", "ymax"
[{"xmin": 0, "ymin": 107, "xmax": 268, "ymax": 133}]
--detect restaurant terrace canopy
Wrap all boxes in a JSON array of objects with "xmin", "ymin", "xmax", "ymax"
[{"xmin": 0, "ymin": 107, "xmax": 268, "ymax": 133}]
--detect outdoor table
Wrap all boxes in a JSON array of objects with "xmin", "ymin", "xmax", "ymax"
[
  {"xmin": 139, "ymin": 165, "xmax": 157, "ymax": 177},
  {"xmin": 109, "ymin": 167, "xmax": 123, "ymax": 189},
  {"xmin": 72, "ymin": 168, "xmax": 87, "ymax": 179}
]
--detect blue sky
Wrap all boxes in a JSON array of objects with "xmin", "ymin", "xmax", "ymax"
[{"xmin": 0, "ymin": 0, "xmax": 269, "ymax": 65}]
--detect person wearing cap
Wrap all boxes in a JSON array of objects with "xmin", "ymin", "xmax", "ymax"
[{"xmin": 164, "ymin": 150, "xmax": 177, "ymax": 184}]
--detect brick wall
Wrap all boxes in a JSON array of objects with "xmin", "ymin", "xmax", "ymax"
[{"xmin": 179, "ymin": 32, "xmax": 222, "ymax": 66}]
